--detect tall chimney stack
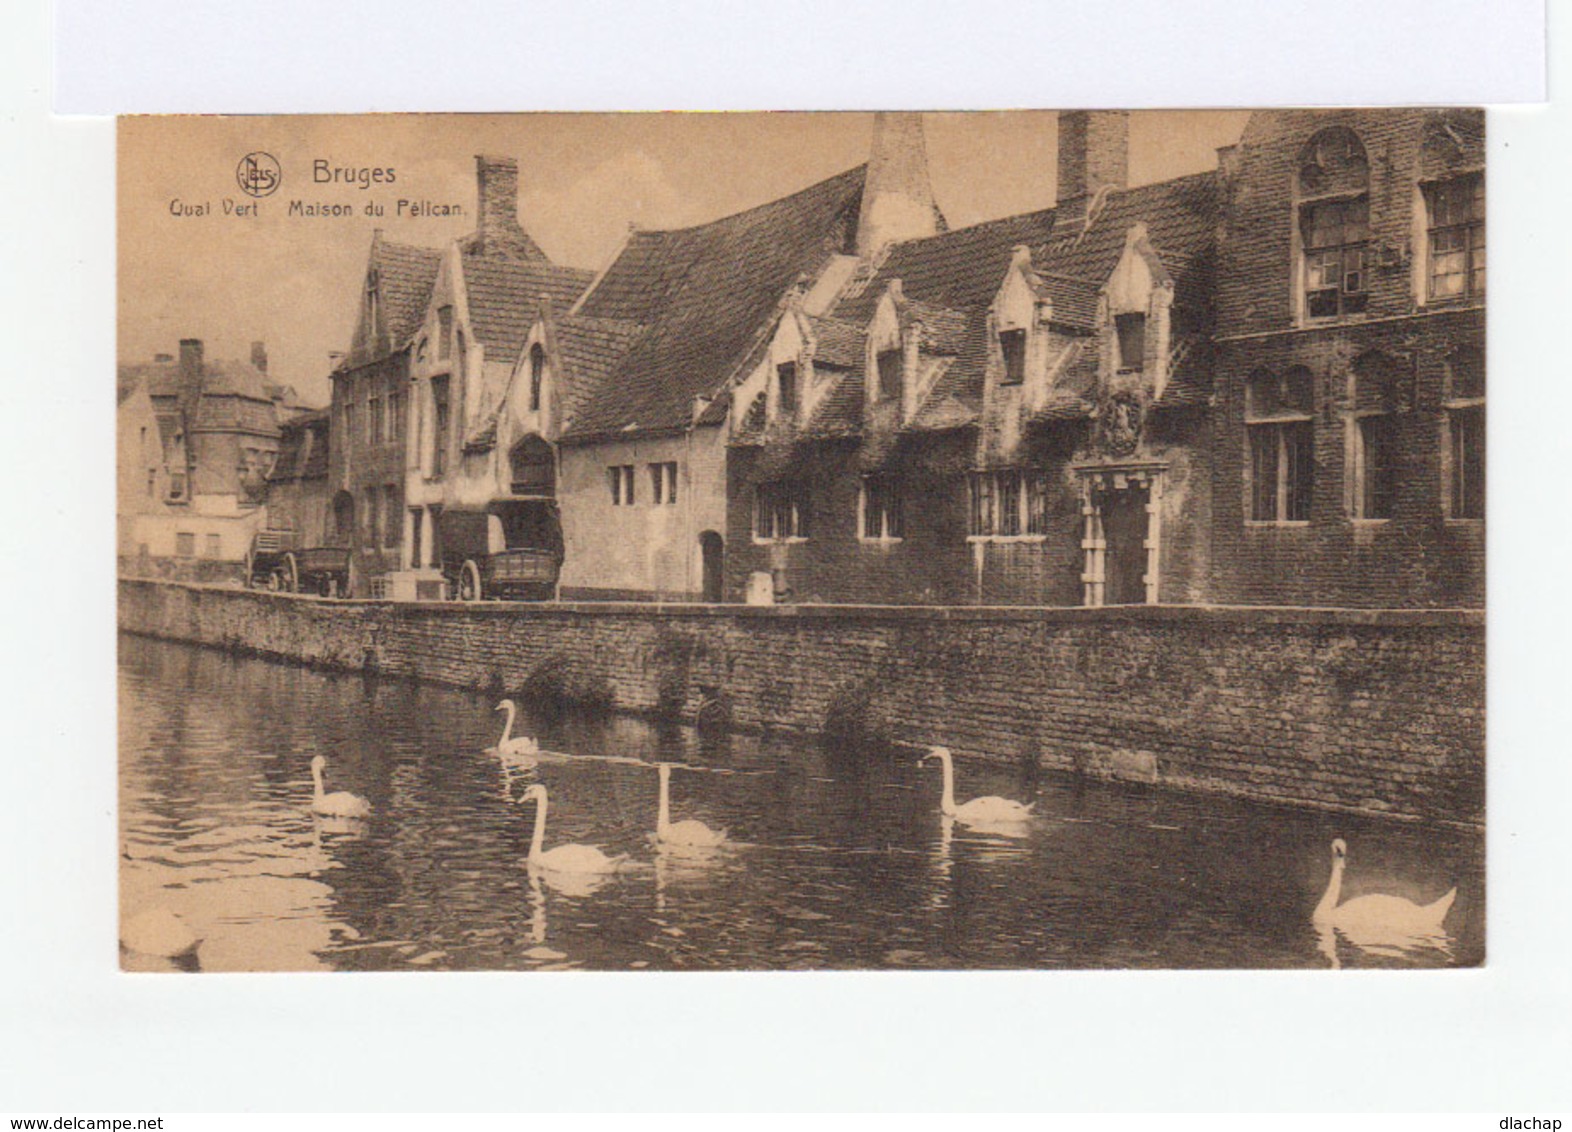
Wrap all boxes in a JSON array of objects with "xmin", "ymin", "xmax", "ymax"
[
  {"xmin": 250, "ymin": 340, "xmax": 268, "ymax": 374},
  {"xmin": 1056, "ymin": 110, "xmax": 1129, "ymax": 238},
  {"xmin": 471, "ymin": 155, "xmax": 548, "ymax": 261},
  {"xmin": 856, "ymin": 112, "xmax": 945, "ymax": 259},
  {"xmin": 178, "ymin": 339, "xmax": 204, "ymax": 389}
]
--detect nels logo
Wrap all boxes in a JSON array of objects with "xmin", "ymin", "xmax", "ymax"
[{"xmin": 236, "ymin": 152, "xmax": 281, "ymax": 198}]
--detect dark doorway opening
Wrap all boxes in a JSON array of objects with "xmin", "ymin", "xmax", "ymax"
[{"xmin": 1101, "ymin": 485, "xmax": 1150, "ymax": 605}]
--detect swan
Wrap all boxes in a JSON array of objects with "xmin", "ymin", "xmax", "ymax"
[
  {"xmin": 1313, "ymin": 838, "xmax": 1456, "ymax": 955},
  {"xmin": 120, "ymin": 907, "xmax": 202, "ymax": 959},
  {"xmin": 516, "ymin": 783, "xmax": 625, "ymax": 877},
  {"xmin": 492, "ymin": 699, "xmax": 541, "ymax": 767},
  {"xmin": 310, "ymin": 754, "xmax": 372, "ymax": 819},
  {"xmin": 919, "ymin": 746, "xmax": 1034, "ymax": 826},
  {"xmin": 654, "ymin": 762, "xmax": 728, "ymax": 850}
]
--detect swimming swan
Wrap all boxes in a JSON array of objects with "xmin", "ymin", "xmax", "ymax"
[
  {"xmin": 920, "ymin": 746, "xmax": 1034, "ymax": 826},
  {"xmin": 1313, "ymin": 838, "xmax": 1456, "ymax": 954},
  {"xmin": 517, "ymin": 783, "xmax": 625, "ymax": 876},
  {"xmin": 310, "ymin": 755, "xmax": 372, "ymax": 819},
  {"xmin": 492, "ymin": 699, "xmax": 541, "ymax": 767},
  {"xmin": 654, "ymin": 762, "xmax": 728, "ymax": 850}
]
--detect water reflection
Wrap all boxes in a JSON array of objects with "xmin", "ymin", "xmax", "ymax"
[{"xmin": 119, "ymin": 634, "xmax": 1483, "ymax": 971}]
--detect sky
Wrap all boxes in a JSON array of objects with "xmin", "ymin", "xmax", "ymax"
[{"xmin": 118, "ymin": 111, "xmax": 1250, "ymax": 406}]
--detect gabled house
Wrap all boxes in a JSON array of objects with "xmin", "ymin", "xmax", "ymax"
[
  {"xmin": 266, "ymin": 408, "xmax": 332, "ymax": 549},
  {"xmin": 328, "ymin": 228, "xmax": 442, "ymax": 594},
  {"xmin": 548, "ymin": 113, "xmax": 944, "ymax": 602},
  {"xmin": 726, "ymin": 111, "xmax": 1223, "ymax": 606},
  {"xmin": 398, "ymin": 157, "xmax": 595, "ymax": 598}
]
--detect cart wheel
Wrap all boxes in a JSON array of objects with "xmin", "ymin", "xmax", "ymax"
[
  {"xmin": 244, "ymin": 552, "xmax": 257, "ymax": 589},
  {"xmin": 265, "ymin": 569, "xmax": 282, "ymax": 592},
  {"xmin": 281, "ymin": 552, "xmax": 299, "ymax": 594},
  {"xmin": 459, "ymin": 559, "xmax": 483, "ymax": 602}
]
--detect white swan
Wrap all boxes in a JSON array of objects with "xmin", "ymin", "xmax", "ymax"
[
  {"xmin": 516, "ymin": 783, "xmax": 625, "ymax": 877},
  {"xmin": 920, "ymin": 746, "xmax": 1034, "ymax": 826},
  {"xmin": 492, "ymin": 699, "xmax": 541, "ymax": 767},
  {"xmin": 1313, "ymin": 838, "xmax": 1456, "ymax": 957},
  {"xmin": 310, "ymin": 754, "xmax": 372, "ymax": 819},
  {"xmin": 654, "ymin": 762, "xmax": 728, "ymax": 850},
  {"xmin": 120, "ymin": 907, "xmax": 202, "ymax": 959}
]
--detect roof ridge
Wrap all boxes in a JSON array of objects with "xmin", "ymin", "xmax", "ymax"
[{"xmin": 623, "ymin": 163, "xmax": 866, "ymax": 239}]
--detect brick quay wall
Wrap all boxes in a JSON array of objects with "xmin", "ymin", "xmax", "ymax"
[{"xmin": 118, "ymin": 578, "xmax": 1484, "ymax": 826}]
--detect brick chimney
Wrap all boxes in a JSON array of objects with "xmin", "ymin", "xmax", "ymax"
[
  {"xmin": 250, "ymin": 340, "xmax": 268, "ymax": 374},
  {"xmin": 472, "ymin": 155, "xmax": 547, "ymax": 260},
  {"xmin": 856, "ymin": 112, "xmax": 945, "ymax": 258},
  {"xmin": 1056, "ymin": 110, "xmax": 1129, "ymax": 238}
]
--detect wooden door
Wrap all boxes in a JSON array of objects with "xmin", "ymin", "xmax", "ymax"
[{"xmin": 1102, "ymin": 485, "xmax": 1150, "ymax": 605}]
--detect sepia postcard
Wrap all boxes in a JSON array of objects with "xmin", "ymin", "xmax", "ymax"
[{"xmin": 116, "ymin": 109, "xmax": 1485, "ymax": 974}]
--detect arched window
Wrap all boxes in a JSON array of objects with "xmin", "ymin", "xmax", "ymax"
[
  {"xmin": 509, "ymin": 434, "xmax": 555, "ymax": 497},
  {"xmin": 1297, "ymin": 127, "xmax": 1370, "ymax": 320},
  {"xmin": 1246, "ymin": 367, "xmax": 1314, "ymax": 523},
  {"xmin": 529, "ymin": 344, "xmax": 546, "ymax": 412}
]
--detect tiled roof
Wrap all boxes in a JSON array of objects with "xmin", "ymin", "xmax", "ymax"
[
  {"xmin": 806, "ymin": 316, "xmax": 865, "ymax": 368},
  {"xmin": 118, "ymin": 357, "xmax": 281, "ymax": 436},
  {"xmin": 833, "ymin": 206, "xmax": 1060, "ymax": 325},
  {"xmin": 270, "ymin": 411, "xmax": 330, "ymax": 481},
  {"xmin": 1153, "ymin": 336, "xmax": 1214, "ymax": 410},
  {"xmin": 550, "ymin": 314, "xmax": 645, "ymax": 424},
  {"xmin": 802, "ymin": 368, "xmax": 863, "ymax": 439},
  {"xmin": 1035, "ymin": 272, "xmax": 1102, "ymax": 330},
  {"xmin": 462, "ymin": 254, "xmax": 595, "ymax": 361},
  {"xmin": 825, "ymin": 170, "xmax": 1222, "ymax": 435},
  {"xmin": 374, "ymin": 239, "xmax": 443, "ymax": 347},
  {"xmin": 563, "ymin": 165, "xmax": 868, "ymax": 441}
]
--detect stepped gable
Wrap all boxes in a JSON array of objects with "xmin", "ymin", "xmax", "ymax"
[
  {"xmin": 563, "ymin": 164, "xmax": 868, "ymax": 442},
  {"xmin": 461, "ymin": 254, "xmax": 596, "ymax": 361}
]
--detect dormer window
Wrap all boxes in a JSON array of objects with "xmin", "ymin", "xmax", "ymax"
[
  {"xmin": 437, "ymin": 306, "xmax": 454, "ymax": 361},
  {"xmin": 876, "ymin": 348, "xmax": 902, "ymax": 402},
  {"xmin": 998, "ymin": 329, "xmax": 1026, "ymax": 386},
  {"xmin": 1115, "ymin": 313, "xmax": 1145, "ymax": 372},
  {"xmin": 529, "ymin": 344, "xmax": 546, "ymax": 412},
  {"xmin": 776, "ymin": 361, "xmax": 798, "ymax": 416}
]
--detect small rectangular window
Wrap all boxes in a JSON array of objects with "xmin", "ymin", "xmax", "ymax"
[
  {"xmin": 649, "ymin": 462, "xmax": 678, "ymax": 505},
  {"xmin": 204, "ymin": 533, "xmax": 221, "ymax": 559},
  {"xmin": 1249, "ymin": 421, "xmax": 1315, "ymax": 522},
  {"xmin": 999, "ymin": 329, "xmax": 1027, "ymax": 386},
  {"xmin": 368, "ymin": 393, "xmax": 382, "ymax": 445},
  {"xmin": 776, "ymin": 362, "xmax": 798, "ymax": 415},
  {"xmin": 430, "ymin": 376, "xmax": 450, "ymax": 478},
  {"xmin": 1353, "ymin": 415, "xmax": 1398, "ymax": 519},
  {"xmin": 437, "ymin": 306, "xmax": 454, "ymax": 361},
  {"xmin": 609, "ymin": 465, "xmax": 636, "ymax": 506},
  {"xmin": 383, "ymin": 485, "xmax": 402, "ymax": 547},
  {"xmin": 876, "ymin": 348, "xmax": 903, "ymax": 401},
  {"xmin": 861, "ymin": 475, "xmax": 904, "ymax": 541},
  {"xmin": 1427, "ymin": 175, "xmax": 1485, "ymax": 302},
  {"xmin": 1449, "ymin": 405, "xmax": 1485, "ymax": 519},
  {"xmin": 175, "ymin": 532, "xmax": 195, "ymax": 557},
  {"xmin": 1115, "ymin": 313, "xmax": 1146, "ymax": 372},
  {"xmin": 755, "ymin": 481, "xmax": 809, "ymax": 540},
  {"xmin": 1302, "ymin": 197, "xmax": 1370, "ymax": 319},
  {"xmin": 969, "ymin": 471, "xmax": 1049, "ymax": 537},
  {"xmin": 167, "ymin": 473, "xmax": 186, "ymax": 501}
]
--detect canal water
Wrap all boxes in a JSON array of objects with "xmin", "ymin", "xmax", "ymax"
[{"xmin": 119, "ymin": 634, "xmax": 1483, "ymax": 972}]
